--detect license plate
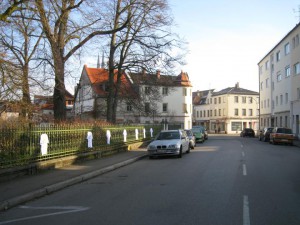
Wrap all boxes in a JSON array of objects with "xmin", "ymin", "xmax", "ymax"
[{"xmin": 157, "ymin": 150, "xmax": 166, "ymax": 153}]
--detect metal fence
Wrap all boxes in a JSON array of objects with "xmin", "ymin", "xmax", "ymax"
[{"xmin": 0, "ymin": 124, "xmax": 162, "ymax": 169}]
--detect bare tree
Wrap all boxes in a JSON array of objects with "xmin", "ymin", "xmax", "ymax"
[
  {"xmin": 0, "ymin": 2, "xmax": 44, "ymax": 118},
  {"xmin": 0, "ymin": 0, "xmax": 29, "ymax": 22},
  {"xmin": 34, "ymin": 0, "xmax": 130, "ymax": 122},
  {"xmin": 105, "ymin": 0, "xmax": 187, "ymax": 123}
]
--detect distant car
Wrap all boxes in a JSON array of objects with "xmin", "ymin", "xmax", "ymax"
[
  {"xmin": 193, "ymin": 126, "xmax": 208, "ymax": 140},
  {"xmin": 191, "ymin": 126, "xmax": 205, "ymax": 143},
  {"xmin": 258, "ymin": 127, "xmax": 273, "ymax": 142},
  {"xmin": 184, "ymin": 129, "xmax": 196, "ymax": 149},
  {"xmin": 269, "ymin": 127, "xmax": 294, "ymax": 145},
  {"xmin": 240, "ymin": 128, "xmax": 255, "ymax": 137},
  {"xmin": 147, "ymin": 129, "xmax": 190, "ymax": 158}
]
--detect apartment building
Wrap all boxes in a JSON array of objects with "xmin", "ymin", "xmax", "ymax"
[
  {"xmin": 258, "ymin": 23, "xmax": 300, "ymax": 136},
  {"xmin": 193, "ymin": 83, "xmax": 259, "ymax": 134}
]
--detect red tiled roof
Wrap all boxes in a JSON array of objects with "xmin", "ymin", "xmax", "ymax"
[{"xmin": 84, "ymin": 65, "xmax": 135, "ymax": 97}]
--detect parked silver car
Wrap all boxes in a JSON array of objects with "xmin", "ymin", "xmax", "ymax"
[{"xmin": 147, "ymin": 130, "xmax": 190, "ymax": 158}]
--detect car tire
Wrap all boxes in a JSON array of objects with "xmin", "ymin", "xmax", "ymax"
[{"xmin": 178, "ymin": 147, "xmax": 182, "ymax": 158}]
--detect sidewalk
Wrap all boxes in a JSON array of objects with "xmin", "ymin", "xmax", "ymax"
[{"xmin": 0, "ymin": 150, "xmax": 148, "ymax": 211}]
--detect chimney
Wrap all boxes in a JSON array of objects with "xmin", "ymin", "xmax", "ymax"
[
  {"xmin": 156, "ymin": 70, "xmax": 160, "ymax": 79},
  {"xmin": 235, "ymin": 82, "xmax": 240, "ymax": 88}
]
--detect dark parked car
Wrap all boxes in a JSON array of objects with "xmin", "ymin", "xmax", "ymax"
[
  {"xmin": 240, "ymin": 128, "xmax": 255, "ymax": 137},
  {"xmin": 184, "ymin": 129, "xmax": 196, "ymax": 149},
  {"xmin": 258, "ymin": 127, "xmax": 273, "ymax": 142}
]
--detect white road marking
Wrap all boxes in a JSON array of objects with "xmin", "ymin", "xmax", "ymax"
[
  {"xmin": 242, "ymin": 152, "xmax": 245, "ymax": 157},
  {"xmin": 241, "ymin": 144, "xmax": 244, "ymax": 148},
  {"xmin": 0, "ymin": 206, "xmax": 89, "ymax": 225},
  {"xmin": 243, "ymin": 195, "xmax": 251, "ymax": 225},
  {"xmin": 243, "ymin": 164, "xmax": 247, "ymax": 176}
]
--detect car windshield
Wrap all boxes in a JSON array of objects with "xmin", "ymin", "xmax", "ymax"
[
  {"xmin": 156, "ymin": 131, "xmax": 180, "ymax": 140},
  {"xmin": 192, "ymin": 128, "xmax": 201, "ymax": 133}
]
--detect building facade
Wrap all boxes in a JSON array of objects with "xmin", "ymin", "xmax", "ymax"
[
  {"xmin": 74, "ymin": 65, "xmax": 193, "ymax": 129},
  {"xmin": 193, "ymin": 83, "xmax": 259, "ymax": 134},
  {"xmin": 258, "ymin": 23, "xmax": 300, "ymax": 136}
]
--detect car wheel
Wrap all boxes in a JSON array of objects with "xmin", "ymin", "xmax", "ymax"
[{"xmin": 178, "ymin": 147, "xmax": 182, "ymax": 158}]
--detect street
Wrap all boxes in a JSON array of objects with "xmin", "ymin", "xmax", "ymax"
[{"xmin": 1, "ymin": 135, "xmax": 300, "ymax": 225}]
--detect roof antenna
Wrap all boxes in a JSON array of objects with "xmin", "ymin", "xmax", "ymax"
[{"xmin": 293, "ymin": 5, "xmax": 300, "ymax": 23}]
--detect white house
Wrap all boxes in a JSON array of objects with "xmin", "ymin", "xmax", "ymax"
[
  {"xmin": 73, "ymin": 65, "xmax": 193, "ymax": 129},
  {"xmin": 258, "ymin": 22, "xmax": 300, "ymax": 136},
  {"xmin": 193, "ymin": 83, "xmax": 259, "ymax": 134}
]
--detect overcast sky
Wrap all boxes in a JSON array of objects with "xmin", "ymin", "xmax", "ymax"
[{"xmin": 170, "ymin": 0, "xmax": 300, "ymax": 92}]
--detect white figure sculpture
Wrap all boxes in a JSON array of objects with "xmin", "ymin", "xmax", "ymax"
[
  {"xmin": 150, "ymin": 128, "xmax": 153, "ymax": 137},
  {"xmin": 123, "ymin": 129, "xmax": 127, "ymax": 142},
  {"xmin": 143, "ymin": 128, "xmax": 146, "ymax": 138},
  {"xmin": 135, "ymin": 128, "xmax": 139, "ymax": 140},
  {"xmin": 87, "ymin": 131, "xmax": 93, "ymax": 148},
  {"xmin": 106, "ymin": 130, "xmax": 111, "ymax": 144},
  {"xmin": 40, "ymin": 133, "xmax": 49, "ymax": 156}
]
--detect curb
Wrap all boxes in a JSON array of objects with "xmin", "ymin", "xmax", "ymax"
[{"xmin": 0, "ymin": 154, "xmax": 148, "ymax": 212}]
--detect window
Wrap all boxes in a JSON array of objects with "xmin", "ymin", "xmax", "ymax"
[
  {"xmin": 242, "ymin": 96, "xmax": 246, "ymax": 103},
  {"xmin": 234, "ymin": 109, "xmax": 239, "ymax": 116},
  {"xmin": 162, "ymin": 103, "xmax": 168, "ymax": 112},
  {"xmin": 183, "ymin": 88, "xmax": 187, "ymax": 96},
  {"xmin": 277, "ymin": 72, "xmax": 282, "ymax": 82},
  {"xmin": 296, "ymin": 34, "xmax": 299, "ymax": 47},
  {"xmin": 200, "ymin": 111, "xmax": 202, "ymax": 117},
  {"xmin": 284, "ymin": 43, "xmax": 290, "ymax": 55},
  {"xmin": 219, "ymin": 109, "xmax": 221, "ymax": 116},
  {"xmin": 294, "ymin": 62, "xmax": 300, "ymax": 75},
  {"xmin": 127, "ymin": 104, "xmax": 132, "ymax": 111},
  {"xmin": 280, "ymin": 95, "xmax": 283, "ymax": 105},
  {"xmin": 214, "ymin": 98, "xmax": 217, "ymax": 104},
  {"xmin": 285, "ymin": 93, "xmax": 288, "ymax": 104},
  {"xmin": 265, "ymin": 60, "xmax": 269, "ymax": 70},
  {"xmin": 276, "ymin": 51, "xmax": 281, "ymax": 62},
  {"xmin": 204, "ymin": 110, "xmax": 206, "ymax": 117},
  {"xmin": 162, "ymin": 87, "xmax": 168, "ymax": 95},
  {"xmin": 249, "ymin": 97, "xmax": 253, "ymax": 104},
  {"xmin": 249, "ymin": 109, "xmax": 253, "ymax": 116},
  {"xmin": 266, "ymin": 78, "xmax": 269, "ymax": 88},
  {"xmin": 276, "ymin": 96, "xmax": 278, "ymax": 106},
  {"xmin": 145, "ymin": 86, "xmax": 151, "ymax": 94},
  {"xmin": 297, "ymin": 88, "xmax": 300, "ymax": 100},
  {"xmin": 242, "ymin": 109, "xmax": 246, "ymax": 116},
  {"xmin": 234, "ymin": 96, "xmax": 239, "ymax": 103},
  {"xmin": 183, "ymin": 103, "xmax": 188, "ymax": 113},
  {"xmin": 231, "ymin": 122, "xmax": 242, "ymax": 131},
  {"xmin": 260, "ymin": 82, "xmax": 263, "ymax": 90},
  {"xmin": 219, "ymin": 97, "xmax": 221, "ymax": 104},
  {"xmin": 214, "ymin": 109, "xmax": 217, "ymax": 116},
  {"xmin": 145, "ymin": 103, "xmax": 150, "ymax": 112},
  {"xmin": 285, "ymin": 66, "xmax": 291, "ymax": 77},
  {"xmin": 210, "ymin": 110, "xmax": 212, "ymax": 117}
]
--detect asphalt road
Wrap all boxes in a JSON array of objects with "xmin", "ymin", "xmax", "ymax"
[{"xmin": 1, "ymin": 135, "xmax": 300, "ymax": 225}]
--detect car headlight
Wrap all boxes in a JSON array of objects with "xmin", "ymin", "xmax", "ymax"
[
  {"xmin": 168, "ymin": 144, "xmax": 180, "ymax": 149},
  {"xmin": 147, "ymin": 145, "xmax": 156, "ymax": 150}
]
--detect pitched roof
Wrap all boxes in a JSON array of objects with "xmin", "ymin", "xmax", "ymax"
[
  {"xmin": 192, "ymin": 89, "xmax": 214, "ymax": 105},
  {"xmin": 128, "ymin": 70, "xmax": 192, "ymax": 87},
  {"xmin": 83, "ymin": 65, "xmax": 135, "ymax": 97},
  {"xmin": 213, "ymin": 83, "xmax": 258, "ymax": 96}
]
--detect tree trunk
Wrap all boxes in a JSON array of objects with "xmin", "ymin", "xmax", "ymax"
[
  {"xmin": 52, "ymin": 48, "xmax": 66, "ymax": 121},
  {"xmin": 21, "ymin": 63, "xmax": 31, "ymax": 118}
]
